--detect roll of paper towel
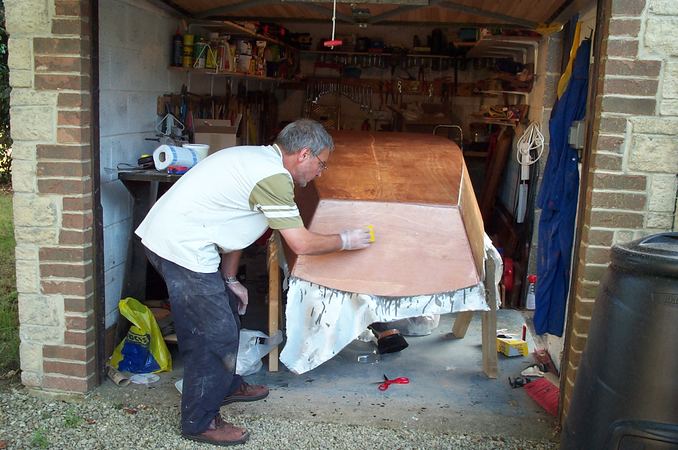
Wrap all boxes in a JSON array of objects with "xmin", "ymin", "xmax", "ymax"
[
  {"xmin": 182, "ymin": 143, "xmax": 209, "ymax": 161},
  {"xmin": 153, "ymin": 145, "xmax": 199, "ymax": 171}
]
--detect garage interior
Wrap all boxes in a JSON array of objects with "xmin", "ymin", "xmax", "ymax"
[{"xmin": 100, "ymin": 0, "xmax": 599, "ymax": 439}]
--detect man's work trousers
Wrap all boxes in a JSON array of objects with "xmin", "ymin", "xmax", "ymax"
[{"xmin": 145, "ymin": 249, "xmax": 242, "ymax": 435}]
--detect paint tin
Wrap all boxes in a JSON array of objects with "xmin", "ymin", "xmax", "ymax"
[{"xmin": 182, "ymin": 34, "xmax": 194, "ymax": 68}]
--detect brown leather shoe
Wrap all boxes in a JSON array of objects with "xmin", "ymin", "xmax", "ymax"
[
  {"xmin": 222, "ymin": 381, "xmax": 269, "ymax": 406},
  {"xmin": 182, "ymin": 415, "xmax": 249, "ymax": 446}
]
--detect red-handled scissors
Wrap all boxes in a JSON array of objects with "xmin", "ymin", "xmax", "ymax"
[{"xmin": 378, "ymin": 374, "xmax": 410, "ymax": 391}]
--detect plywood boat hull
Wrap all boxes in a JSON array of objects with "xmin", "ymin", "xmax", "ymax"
[{"xmin": 288, "ymin": 131, "xmax": 484, "ymax": 297}]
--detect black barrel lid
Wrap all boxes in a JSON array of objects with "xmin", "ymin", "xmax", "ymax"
[{"xmin": 611, "ymin": 232, "xmax": 678, "ymax": 277}]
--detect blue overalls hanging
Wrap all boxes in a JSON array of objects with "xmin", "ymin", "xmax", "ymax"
[{"xmin": 534, "ymin": 33, "xmax": 592, "ymax": 336}]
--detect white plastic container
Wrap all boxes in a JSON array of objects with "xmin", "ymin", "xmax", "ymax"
[{"xmin": 182, "ymin": 143, "xmax": 210, "ymax": 162}]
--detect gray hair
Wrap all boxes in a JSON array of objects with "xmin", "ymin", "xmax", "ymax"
[{"xmin": 275, "ymin": 119, "xmax": 334, "ymax": 156}]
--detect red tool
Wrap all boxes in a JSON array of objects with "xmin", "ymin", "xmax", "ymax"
[{"xmin": 378, "ymin": 374, "xmax": 410, "ymax": 391}]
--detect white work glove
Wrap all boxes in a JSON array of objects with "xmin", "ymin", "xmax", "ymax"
[
  {"xmin": 226, "ymin": 280, "xmax": 249, "ymax": 315},
  {"xmin": 340, "ymin": 228, "xmax": 372, "ymax": 251}
]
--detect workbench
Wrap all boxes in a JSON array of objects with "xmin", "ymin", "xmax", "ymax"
[{"xmin": 118, "ymin": 170, "xmax": 180, "ymax": 302}]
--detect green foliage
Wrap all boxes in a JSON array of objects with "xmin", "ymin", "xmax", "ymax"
[
  {"xmin": 0, "ymin": 191, "xmax": 17, "ymax": 373},
  {"xmin": 63, "ymin": 407, "xmax": 84, "ymax": 428},
  {"xmin": 30, "ymin": 428, "xmax": 49, "ymax": 449},
  {"xmin": 0, "ymin": 2, "xmax": 12, "ymax": 187}
]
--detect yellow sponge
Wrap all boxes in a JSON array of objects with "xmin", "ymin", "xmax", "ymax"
[{"xmin": 367, "ymin": 225, "xmax": 375, "ymax": 242}]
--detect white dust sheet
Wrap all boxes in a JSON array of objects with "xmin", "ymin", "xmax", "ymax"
[{"xmin": 280, "ymin": 235, "xmax": 502, "ymax": 374}]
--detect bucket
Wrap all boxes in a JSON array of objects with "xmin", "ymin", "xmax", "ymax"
[{"xmin": 182, "ymin": 144, "xmax": 209, "ymax": 161}]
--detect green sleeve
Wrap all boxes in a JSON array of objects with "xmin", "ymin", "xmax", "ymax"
[{"xmin": 249, "ymin": 173, "xmax": 303, "ymax": 229}]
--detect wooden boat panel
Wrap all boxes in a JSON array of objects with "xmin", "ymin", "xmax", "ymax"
[
  {"xmin": 292, "ymin": 199, "xmax": 479, "ymax": 297},
  {"xmin": 315, "ymin": 131, "xmax": 463, "ymax": 205}
]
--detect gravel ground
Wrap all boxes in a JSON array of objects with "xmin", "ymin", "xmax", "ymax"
[{"xmin": 0, "ymin": 384, "xmax": 558, "ymax": 450}]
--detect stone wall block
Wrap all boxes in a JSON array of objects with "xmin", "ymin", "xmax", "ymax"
[
  {"xmin": 13, "ymin": 226, "xmax": 59, "ymax": 245},
  {"xmin": 4, "ymin": 0, "xmax": 50, "ymax": 34},
  {"xmin": 19, "ymin": 324, "xmax": 64, "ymax": 343},
  {"xmin": 10, "ymin": 70, "xmax": 33, "ymax": 88},
  {"xmin": 648, "ymin": 174, "xmax": 678, "ymax": 212},
  {"xmin": 12, "ymin": 194, "xmax": 59, "ymax": 227},
  {"xmin": 10, "ymin": 89, "xmax": 56, "ymax": 107},
  {"xmin": 644, "ymin": 17, "xmax": 678, "ymax": 56},
  {"xmin": 21, "ymin": 371, "xmax": 42, "ymax": 388},
  {"xmin": 15, "ymin": 244, "xmax": 39, "ymax": 262},
  {"xmin": 18, "ymin": 294, "xmax": 64, "ymax": 327},
  {"xmin": 646, "ymin": 212, "xmax": 674, "ymax": 229},
  {"xmin": 10, "ymin": 142, "xmax": 38, "ymax": 161},
  {"xmin": 10, "ymin": 106, "xmax": 54, "ymax": 141},
  {"xmin": 11, "ymin": 160, "xmax": 36, "ymax": 193},
  {"xmin": 628, "ymin": 135, "xmax": 678, "ymax": 172},
  {"xmin": 15, "ymin": 259, "xmax": 40, "ymax": 293},
  {"xmin": 19, "ymin": 341, "xmax": 43, "ymax": 372},
  {"xmin": 8, "ymin": 38, "xmax": 32, "ymax": 70},
  {"xmin": 664, "ymin": 61, "xmax": 678, "ymax": 99},
  {"xmin": 631, "ymin": 116, "xmax": 678, "ymax": 134},
  {"xmin": 660, "ymin": 99, "xmax": 678, "ymax": 115},
  {"xmin": 649, "ymin": 0, "xmax": 678, "ymax": 15}
]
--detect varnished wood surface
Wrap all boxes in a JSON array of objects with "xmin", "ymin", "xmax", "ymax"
[
  {"xmin": 292, "ymin": 199, "xmax": 479, "ymax": 297},
  {"xmin": 174, "ymin": 1, "xmax": 565, "ymax": 26},
  {"xmin": 317, "ymin": 131, "xmax": 463, "ymax": 205}
]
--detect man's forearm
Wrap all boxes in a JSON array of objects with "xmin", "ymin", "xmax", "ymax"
[{"xmin": 220, "ymin": 250, "xmax": 242, "ymax": 278}]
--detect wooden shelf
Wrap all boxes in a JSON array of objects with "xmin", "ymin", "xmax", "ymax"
[
  {"xmin": 189, "ymin": 19, "xmax": 296, "ymax": 49},
  {"xmin": 470, "ymin": 117, "xmax": 520, "ymax": 128},
  {"xmin": 476, "ymin": 90, "xmax": 531, "ymax": 96},
  {"xmin": 169, "ymin": 66, "xmax": 288, "ymax": 82}
]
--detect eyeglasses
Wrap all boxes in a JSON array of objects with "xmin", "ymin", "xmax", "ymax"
[{"xmin": 313, "ymin": 153, "xmax": 328, "ymax": 172}]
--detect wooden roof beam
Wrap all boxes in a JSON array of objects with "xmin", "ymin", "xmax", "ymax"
[
  {"xmin": 438, "ymin": 1, "xmax": 538, "ymax": 28},
  {"xmin": 367, "ymin": 0, "xmax": 446, "ymax": 24}
]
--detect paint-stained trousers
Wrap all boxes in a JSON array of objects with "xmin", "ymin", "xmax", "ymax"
[{"xmin": 145, "ymin": 249, "xmax": 242, "ymax": 435}]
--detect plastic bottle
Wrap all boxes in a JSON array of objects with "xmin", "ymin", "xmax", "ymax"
[
  {"xmin": 172, "ymin": 28, "xmax": 183, "ymax": 67},
  {"xmin": 526, "ymin": 274, "xmax": 537, "ymax": 310}
]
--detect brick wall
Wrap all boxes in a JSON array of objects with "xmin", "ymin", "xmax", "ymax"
[
  {"xmin": 562, "ymin": 0, "xmax": 678, "ymax": 418},
  {"xmin": 7, "ymin": 0, "xmax": 96, "ymax": 393}
]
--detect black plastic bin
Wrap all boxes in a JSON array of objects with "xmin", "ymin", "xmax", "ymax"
[{"xmin": 562, "ymin": 233, "xmax": 678, "ymax": 450}]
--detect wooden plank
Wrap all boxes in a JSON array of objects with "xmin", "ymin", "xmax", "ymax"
[
  {"xmin": 459, "ymin": 160, "xmax": 485, "ymax": 277},
  {"xmin": 267, "ymin": 233, "xmax": 281, "ymax": 372},
  {"xmin": 482, "ymin": 255, "xmax": 499, "ymax": 378},
  {"xmin": 479, "ymin": 127, "xmax": 514, "ymax": 222},
  {"xmin": 451, "ymin": 311, "xmax": 474, "ymax": 338}
]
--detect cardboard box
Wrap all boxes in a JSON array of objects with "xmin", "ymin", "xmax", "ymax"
[
  {"xmin": 497, "ymin": 337, "xmax": 528, "ymax": 357},
  {"xmin": 194, "ymin": 114, "xmax": 242, "ymax": 154}
]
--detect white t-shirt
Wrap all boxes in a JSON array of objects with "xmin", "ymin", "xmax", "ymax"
[{"xmin": 135, "ymin": 144, "xmax": 303, "ymax": 273}]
